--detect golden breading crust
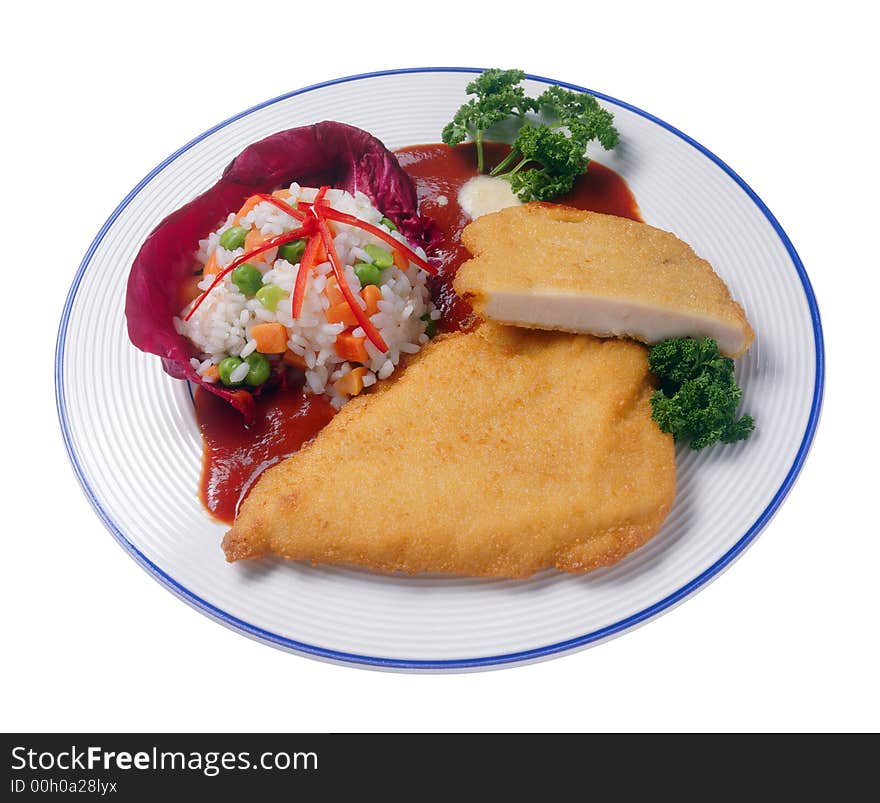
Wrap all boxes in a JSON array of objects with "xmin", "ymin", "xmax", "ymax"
[{"xmin": 223, "ymin": 323, "xmax": 675, "ymax": 578}]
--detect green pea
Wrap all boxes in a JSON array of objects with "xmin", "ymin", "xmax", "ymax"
[
  {"xmin": 380, "ymin": 216, "xmax": 398, "ymax": 232},
  {"xmin": 231, "ymin": 263, "xmax": 263, "ymax": 297},
  {"xmin": 421, "ymin": 313, "xmax": 438, "ymax": 339},
  {"xmin": 219, "ymin": 225, "xmax": 248, "ymax": 251},
  {"xmin": 278, "ymin": 238, "xmax": 307, "ymax": 263},
  {"xmin": 355, "ymin": 262, "xmax": 382, "ymax": 287},
  {"xmin": 218, "ymin": 356, "xmax": 244, "ymax": 386},
  {"xmin": 364, "ymin": 244, "xmax": 394, "ymax": 269},
  {"xmin": 244, "ymin": 352, "xmax": 271, "ymax": 386},
  {"xmin": 256, "ymin": 284, "xmax": 288, "ymax": 312}
]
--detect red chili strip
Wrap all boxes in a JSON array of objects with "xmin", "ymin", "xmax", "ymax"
[
  {"xmin": 253, "ymin": 193, "xmax": 307, "ymax": 222},
  {"xmin": 291, "ymin": 235, "xmax": 322, "ymax": 318},
  {"xmin": 297, "ymin": 202, "xmax": 436, "ymax": 275},
  {"xmin": 184, "ymin": 221, "xmax": 317, "ymax": 321},
  {"xmin": 313, "ymin": 206, "xmax": 388, "ymax": 353}
]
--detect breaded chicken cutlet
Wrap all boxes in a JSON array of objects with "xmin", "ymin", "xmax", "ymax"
[
  {"xmin": 223, "ymin": 323, "xmax": 675, "ymax": 577},
  {"xmin": 454, "ymin": 204, "xmax": 754, "ymax": 357}
]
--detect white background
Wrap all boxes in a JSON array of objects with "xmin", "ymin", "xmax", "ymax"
[{"xmin": 3, "ymin": 1, "xmax": 877, "ymax": 733}]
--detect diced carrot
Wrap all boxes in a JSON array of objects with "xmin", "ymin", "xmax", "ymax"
[
  {"xmin": 251, "ymin": 322, "xmax": 288, "ymax": 353},
  {"xmin": 234, "ymin": 194, "xmax": 264, "ymax": 221},
  {"xmin": 271, "ymin": 189, "xmax": 292, "ymax": 200},
  {"xmin": 325, "ymin": 301, "xmax": 358, "ymax": 327},
  {"xmin": 392, "ymin": 248, "xmax": 408, "ymax": 271},
  {"xmin": 361, "ymin": 284, "xmax": 382, "ymax": 316},
  {"xmin": 179, "ymin": 273, "xmax": 204, "ymax": 307},
  {"xmin": 315, "ymin": 240, "xmax": 328, "ymax": 263},
  {"xmin": 244, "ymin": 227, "xmax": 264, "ymax": 252},
  {"xmin": 324, "ymin": 275, "xmax": 346, "ymax": 306},
  {"xmin": 334, "ymin": 330, "xmax": 369, "ymax": 363},
  {"xmin": 333, "ymin": 366, "xmax": 368, "ymax": 397},
  {"xmin": 282, "ymin": 349, "xmax": 307, "ymax": 370},
  {"xmin": 202, "ymin": 364, "xmax": 220, "ymax": 382},
  {"xmin": 244, "ymin": 228, "xmax": 278, "ymax": 264},
  {"xmin": 203, "ymin": 252, "xmax": 219, "ymax": 277}
]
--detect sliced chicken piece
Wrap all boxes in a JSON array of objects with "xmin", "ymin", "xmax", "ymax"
[
  {"xmin": 223, "ymin": 323, "xmax": 675, "ymax": 578},
  {"xmin": 454, "ymin": 203, "xmax": 754, "ymax": 357}
]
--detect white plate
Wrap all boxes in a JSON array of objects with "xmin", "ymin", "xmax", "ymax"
[{"xmin": 55, "ymin": 68, "xmax": 824, "ymax": 671}]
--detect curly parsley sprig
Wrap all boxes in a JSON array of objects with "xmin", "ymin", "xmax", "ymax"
[
  {"xmin": 441, "ymin": 69, "xmax": 538, "ymax": 173},
  {"xmin": 648, "ymin": 337, "xmax": 754, "ymax": 451},
  {"xmin": 442, "ymin": 70, "xmax": 619, "ymax": 202}
]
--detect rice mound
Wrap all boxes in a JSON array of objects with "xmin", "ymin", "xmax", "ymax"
[{"xmin": 174, "ymin": 185, "xmax": 438, "ymax": 409}]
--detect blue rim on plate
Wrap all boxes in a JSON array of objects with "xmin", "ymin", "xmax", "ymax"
[{"xmin": 55, "ymin": 67, "xmax": 825, "ymax": 670}]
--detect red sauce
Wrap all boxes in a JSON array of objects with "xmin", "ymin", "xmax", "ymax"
[
  {"xmin": 196, "ymin": 141, "xmax": 640, "ymax": 521},
  {"xmin": 196, "ymin": 385, "xmax": 335, "ymax": 523},
  {"xmin": 394, "ymin": 142, "xmax": 641, "ymax": 332}
]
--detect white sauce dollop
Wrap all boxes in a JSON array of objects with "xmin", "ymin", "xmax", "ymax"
[{"xmin": 458, "ymin": 175, "xmax": 522, "ymax": 220}]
